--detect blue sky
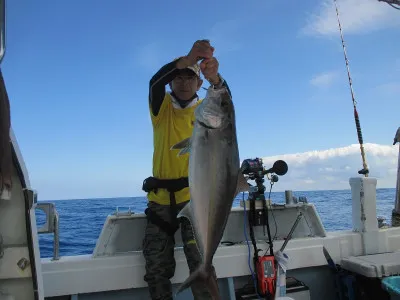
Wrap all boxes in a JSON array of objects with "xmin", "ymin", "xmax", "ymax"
[{"xmin": 3, "ymin": 0, "xmax": 399, "ymax": 200}]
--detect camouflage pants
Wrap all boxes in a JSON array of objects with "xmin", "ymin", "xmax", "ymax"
[{"xmin": 143, "ymin": 201, "xmax": 218, "ymax": 300}]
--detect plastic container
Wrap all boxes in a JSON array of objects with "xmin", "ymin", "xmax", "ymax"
[{"xmin": 382, "ymin": 276, "xmax": 400, "ymax": 300}]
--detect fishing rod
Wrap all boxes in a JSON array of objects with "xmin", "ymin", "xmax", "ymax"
[
  {"xmin": 332, "ymin": 0, "xmax": 399, "ymax": 174},
  {"xmin": 333, "ymin": 0, "xmax": 369, "ymax": 177}
]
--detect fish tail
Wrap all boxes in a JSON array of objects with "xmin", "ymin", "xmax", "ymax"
[{"xmin": 175, "ymin": 264, "xmax": 220, "ymax": 300}]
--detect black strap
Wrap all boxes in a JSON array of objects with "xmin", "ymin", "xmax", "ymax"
[
  {"xmin": 142, "ymin": 176, "xmax": 189, "ymax": 236},
  {"xmin": 142, "ymin": 176, "xmax": 189, "ymax": 194}
]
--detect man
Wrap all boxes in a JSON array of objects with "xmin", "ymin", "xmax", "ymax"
[{"xmin": 142, "ymin": 40, "xmax": 232, "ymax": 300}]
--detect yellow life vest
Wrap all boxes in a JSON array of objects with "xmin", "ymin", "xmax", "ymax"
[{"xmin": 148, "ymin": 93, "xmax": 202, "ymax": 205}]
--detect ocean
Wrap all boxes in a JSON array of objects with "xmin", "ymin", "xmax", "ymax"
[{"xmin": 36, "ymin": 188, "xmax": 396, "ymax": 258}]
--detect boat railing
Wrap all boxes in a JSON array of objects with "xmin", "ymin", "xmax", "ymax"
[{"xmin": 36, "ymin": 202, "xmax": 60, "ymax": 260}]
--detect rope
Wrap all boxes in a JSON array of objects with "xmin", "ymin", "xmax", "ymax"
[{"xmin": 333, "ymin": 0, "xmax": 369, "ymax": 177}]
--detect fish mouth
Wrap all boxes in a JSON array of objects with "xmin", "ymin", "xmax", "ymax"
[{"xmin": 198, "ymin": 120, "xmax": 217, "ymax": 129}]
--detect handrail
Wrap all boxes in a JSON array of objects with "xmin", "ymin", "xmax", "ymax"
[
  {"xmin": 36, "ymin": 202, "xmax": 60, "ymax": 261},
  {"xmin": 52, "ymin": 210, "xmax": 60, "ymax": 260}
]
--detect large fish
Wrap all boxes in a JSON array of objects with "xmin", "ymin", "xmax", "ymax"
[{"xmin": 170, "ymin": 86, "xmax": 249, "ymax": 299}]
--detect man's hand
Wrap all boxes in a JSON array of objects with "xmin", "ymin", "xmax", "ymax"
[
  {"xmin": 187, "ymin": 40, "xmax": 214, "ymax": 64},
  {"xmin": 200, "ymin": 57, "xmax": 220, "ymax": 85},
  {"xmin": 177, "ymin": 40, "xmax": 214, "ymax": 69}
]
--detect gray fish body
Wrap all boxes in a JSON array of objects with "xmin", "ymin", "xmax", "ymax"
[
  {"xmin": 189, "ymin": 91, "xmax": 239, "ymax": 266},
  {"xmin": 171, "ymin": 86, "xmax": 249, "ymax": 299}
]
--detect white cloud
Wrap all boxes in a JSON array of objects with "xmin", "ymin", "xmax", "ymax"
[
  {"xmin": 310, "ymin": 71, "xmax": 338, "ymax": 88},
  {"xmin": 301, "ymin": 0, "xmax": 400, "ymax": 37},
  {"xmin": 258, "ymin": 143, "xmax": 398, "ymax": 191},
  {"xmin": 36, "ymin": 143, "xmax": 398, "ymax": 200}
]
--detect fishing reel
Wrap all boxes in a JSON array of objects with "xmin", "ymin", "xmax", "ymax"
[
  {"xmin": 241, "ymin": 158, "xmax": 288, "ymax": 191},
  {"xmin": 241, "ymin": 158, "xmax": 289, "ymax": 226}
]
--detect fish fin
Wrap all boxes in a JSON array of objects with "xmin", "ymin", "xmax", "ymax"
[
  {"xmin": 178, "ymin": 147, "xmax": 190, "ymax": 156},
  {"xmin": 170, "ymin": 137, "xmax": 191, "ymax": 150},
  {"xmin": 170, "ymin": 137, "xmax": 191, "ymax": 156},
  {"xmin": 177, "ymin": 201, "xmax": 192, "ymax": 220},
  {"xmin": 235, "ymin": 171, "xmax": 250, "ymax": 195},
  {"xmin": 175, "ymin": 264, "xmax": 220, "ymax": 300}
]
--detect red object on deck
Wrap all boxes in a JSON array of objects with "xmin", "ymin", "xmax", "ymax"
[{"xmin": 256, "ymin": 255, "xmax": 276, "ymax": 297}]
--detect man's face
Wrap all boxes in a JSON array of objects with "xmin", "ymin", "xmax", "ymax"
[{"xmin": 170, "ymin": 69, "xmax": 203, "ymax": 101}]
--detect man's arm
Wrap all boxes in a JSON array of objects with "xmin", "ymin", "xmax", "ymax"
[
  {"xmin": 149, "ymin": 61, "xmax": 180, "ymax": 116},
  {"xmin": 200, "ymin": 57, "xmax": 232, "ymax": 98},
  {"xmin": 210, "ymin": 73, "xmax": 232, "ymax": 98}
]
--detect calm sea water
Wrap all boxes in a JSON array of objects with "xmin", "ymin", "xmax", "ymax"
[{"xmin": 36, "ymin": 188, "xmax": 396, "ymax": 258}]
